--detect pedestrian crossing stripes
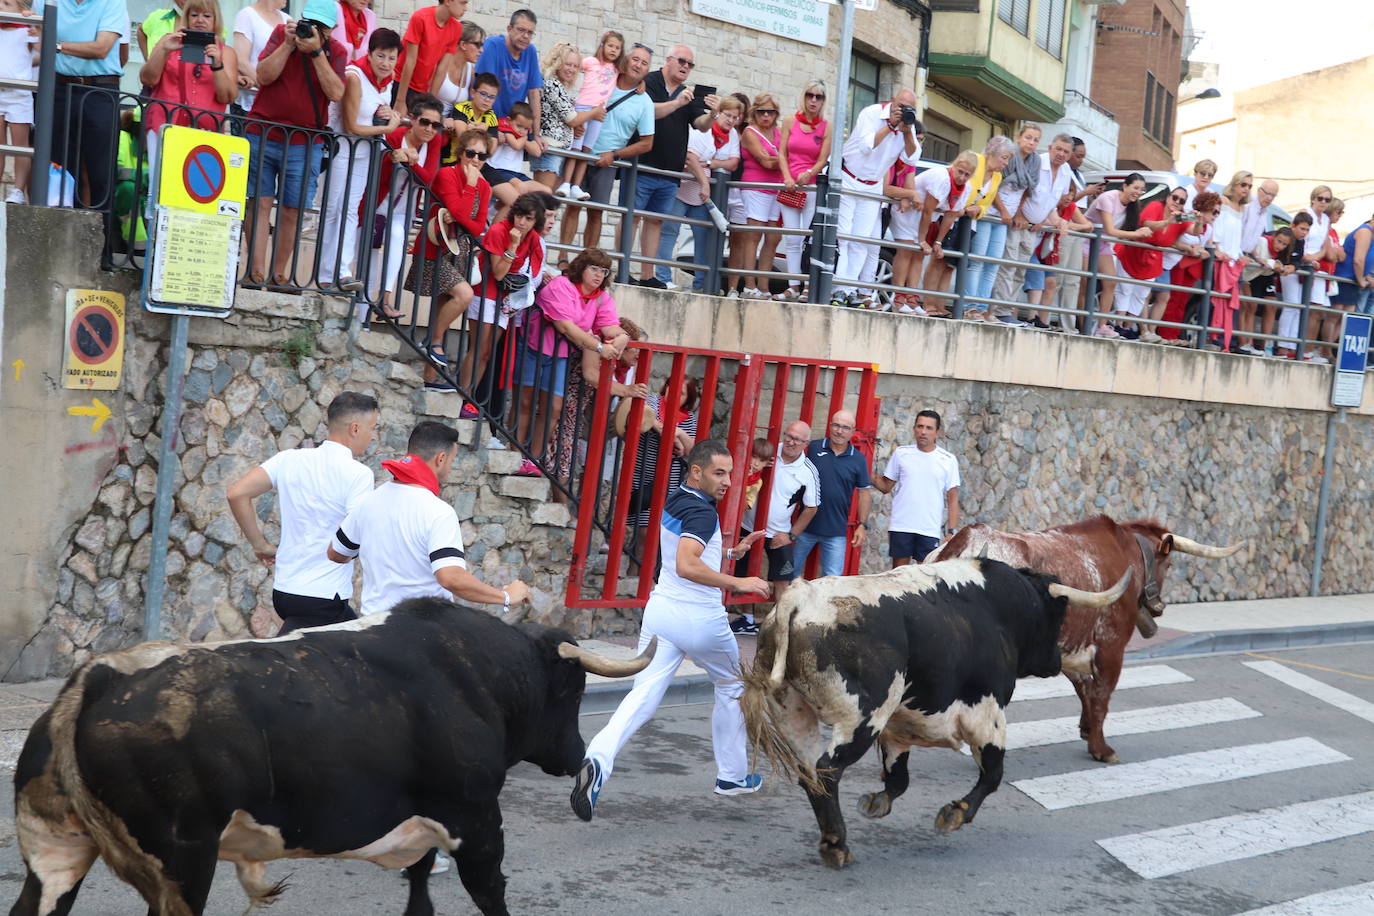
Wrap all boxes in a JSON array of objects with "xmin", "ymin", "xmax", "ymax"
[
  {"xmin": 1011, "ymin": 736, "xmax": 1350, "ymax": 810},
  {"xmin": 1096, "ymin": 790, "xmax": 1374, "ymax": 879},
  {"xmin": 1012, "ymin": 664, "xmax": 1193, "ymax": 703},
  {"xmin": 1234, "ymin": 880, "xmax": 1374, "ymax": 915},
  {"xmin": 1001, "ymin": 697, "xmax": 1262, "ymax": 751},
  {"xmin": 1244, "ymin": 660, "xmax": 1374, "ymax": 726}
]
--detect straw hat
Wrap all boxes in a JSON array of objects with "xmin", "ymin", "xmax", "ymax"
[{"xmin": 426, "ymin": 209, "xmax": 465, "ymax": 255}]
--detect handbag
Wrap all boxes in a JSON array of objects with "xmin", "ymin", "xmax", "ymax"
[{"xmin": 777, "ymin": 187, "xmax": 807, "ymax": 209}]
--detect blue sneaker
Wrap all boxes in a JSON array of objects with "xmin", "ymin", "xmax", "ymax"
[
  {"xmin": 570, "ymin": 758, "xmax": 603, "ymax": 822},
  {"xmin": 714, "ymin": 773, "xmax": 763, "ymax": 796}
]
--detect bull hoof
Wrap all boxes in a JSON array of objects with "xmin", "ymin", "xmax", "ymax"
[
  {"xmin": 1091, "ymin": 748, "xmax": 1120, "ymax": 764},
  {"xmin": 818, "ymin": 842, "xmax": 854, "ymax": 869},
  {"xmin": 934, "ymin": 800, "xmax": 969, "ymax": 834},
  {"xmin": 857, "ymin": 792, "xmax": 893, "ymax": 819}
]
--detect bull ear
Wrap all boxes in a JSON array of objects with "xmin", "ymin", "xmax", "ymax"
[{"xmin": 1159, "ymin": 534, "xmax": 1174, "ymax": 557}]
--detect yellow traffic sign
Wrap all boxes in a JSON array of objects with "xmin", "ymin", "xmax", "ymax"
[
  {"xmin": 158, "ymin": 125, "xmax": 250, "ymax": 218},
  {"xmin": 63, "ymin": 289, "xmax": 126, "ymax": 390}
]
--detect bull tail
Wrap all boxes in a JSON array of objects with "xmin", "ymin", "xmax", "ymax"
[
  {"xmin": 740, "ymin": 608, "xmax": 825, "ymax": 795},
  {"xmin": 47, "ymin": 661, "xmax": 197, "ymax": 916}
]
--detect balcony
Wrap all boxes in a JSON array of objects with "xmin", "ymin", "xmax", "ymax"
[{"xmin": 1056, "ymin": 89, "xmax": 1120, "ymax": 169}]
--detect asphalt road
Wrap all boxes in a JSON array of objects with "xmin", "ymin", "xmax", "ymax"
[{"xmin": 2, "ymin": 644, "xmax": 1372, "ymax": 915}]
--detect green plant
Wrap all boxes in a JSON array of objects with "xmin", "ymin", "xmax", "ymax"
[{"xmin": 280, "ymin": 322, "xmax": 318, "ymax": 370}]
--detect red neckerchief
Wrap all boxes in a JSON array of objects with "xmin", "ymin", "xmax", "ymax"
[
  {"xmin": 945, "ymin": 168, "xmax": 967, "ymax": 210},
  {"xmin": 382, "ymin": 454, "xmax": 440, "ymax": 496},
  {"xmin": 497, "ymin": 117, "xmax": 520, "ymax": 136},
  {"xmin": 745, "ymin": 469, "xmax": 763, "ymax": 487},
  {"xmin": 340, "ymin": 3, "xmax": 367, "ymax": 49},
  {"xmin": 578, "ymin": 283, "xmax": 601, "ymax": 303},
  {"xmin": 710, "ymin": 122, "xmax": 730, "ymax": 149},
  {"xmin": 353, "ymin": 55, "xmax": 392, "ymax": 91},
  {"xmin": 795, "ymin": 110, "xmax": 821, "ymax": 128},
  {"xmin": 1267, "ymin": 234, "xmax": 1286, "ymax": 258}
]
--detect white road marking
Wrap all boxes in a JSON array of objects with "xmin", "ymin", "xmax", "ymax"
[
  {"xmin": 1234, "ymin": 881, "xmax": 1374, "ymax": 915},
  {"xmin": 1012, "ymin": 737, "xmax": 1350, "ymax": 809},
  {"xmin": 1013, "ymin": 665, "xmax": 1194, "ymax": 703},
  {"xmin": 1097, "ymin": 790, "xmax": 1374, "ymax": 879},
  {"xmin": 1243, "ymin": 660, "xmax": 1374, "ymax": 726},
  {"xmin": 994, "ymin": 697, "xmax": 1262, "ymax": 751}
]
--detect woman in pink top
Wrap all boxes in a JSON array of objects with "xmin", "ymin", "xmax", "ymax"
[
  {"xmin": 776, "ymin": 80, "xmax": 832, "ymax": 301},
  {"xmin": 140, "ymin": 0, "xmax": 237, "ymax": 170},
  {"xmin": 518, "ymin": 246, "xmax": 630, "ymax": 465},
  {"xmin": 738, "ymin": 92, "xmax": 784, "ymax": 299},
  {"xmin": 559, "ymin": 30, "xmax": 623, "ymax": 202}
]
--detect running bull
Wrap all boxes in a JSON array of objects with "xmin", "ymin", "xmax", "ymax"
[
  {"xmin": 927, "ymin": 515, "xmax": 1242, "ymax": 763},
  {"xmin": 8, "ymin": 599, "xmax": 655, "ymax": 916},
  {"xmin": 742, "ymin": 557, "xmax": 1129, "ymax": 869}
]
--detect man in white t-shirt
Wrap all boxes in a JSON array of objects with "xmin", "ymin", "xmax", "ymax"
[
  {"xmin": 990, "ymin": 132, "xmax": 1073, "ymax": 324},
  {"xmin": 764, "ymin": 420, "xmax": 822, "ymax": 594},
  {"xmin": 874, "ymin": 409, "xmax": 961, "ymax": 567},
  {"xmin": 227, "ymin": 391, "xmax": 378, "ymax": 634},
  {"xmin": 327, "ymin": 420, "xmax": 530, "ymax": 617}
]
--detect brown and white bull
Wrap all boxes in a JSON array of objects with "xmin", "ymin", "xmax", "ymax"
[
  {"xmin": 927, "ymin": 515, "xmax": 1242, "ymax": 763},
  {"xmin": 741, "ymin": 557, "xmax": 1129, "ymax": 869}
]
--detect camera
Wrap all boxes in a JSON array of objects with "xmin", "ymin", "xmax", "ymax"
[
  {"xmin": 900, "ymin": 105, "xmax": 919, "ymax": 128},
  {"xmin": 180, "ymin": 29, "xmax": 214, "ymax": 64},
  {"xmin": 294, "ymin": 19, "xmax": 317, "ymax": 39}
]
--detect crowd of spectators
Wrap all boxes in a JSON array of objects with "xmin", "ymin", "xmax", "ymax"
[{"xmin": 20, "ymin": 0, "xmax": 1374, "ymax": 371}]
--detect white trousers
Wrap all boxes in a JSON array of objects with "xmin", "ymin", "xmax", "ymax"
[
  {"xmin": 318, "ymin": 142, "xmax": 372, "ymax": 284},
  {"xmin": 585, "ymin": 593, "xmax": 748, "ymax": 785},
  {"xmin": 1278, "ymin": 273, "xmax": 1306, "ymax": 349},
  {"xmin": 834, "ymin": 174, "xmax": 884, "ymax": 295},
  {"xmin": 780, "ymin": 190, "xmax": 818, "ymax": 288},
  {"xmin": 367, "ymin": 188, "xmax": 411, "ymax": 294}
]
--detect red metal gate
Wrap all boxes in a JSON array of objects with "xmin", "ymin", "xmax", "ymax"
[{"xmin": 565, "ymin": 342, "xmax": 880, "ymax": 610}]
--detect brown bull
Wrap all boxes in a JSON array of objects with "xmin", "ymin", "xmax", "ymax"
[{"xmin": 927, "ymin": 515, "xmax": 1241, "ymax": 764}]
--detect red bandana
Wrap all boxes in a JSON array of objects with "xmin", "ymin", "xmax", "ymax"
[
  {"xmin": 340, "ymin": 2, "xmax": 367, "ymax": 49},
  {"xmin": 353, "ymin": 54, "xmax": 393, "ymax": 91},
  {"xmin": 945, "ymin": 168, "xmax": 967, "ymax": 211},
  {"xmin": 710, "ymin": 122, "xmax": 730, "ymax": 150},
  {"xmin": 794, "ymin": 110, "xmax": 822, "ymax": 129},
  {"xmin": 382, "ymin": 454, "xmax": 441, "ymax": 496}
]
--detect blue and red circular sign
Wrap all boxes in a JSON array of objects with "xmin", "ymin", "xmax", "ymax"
[{"xmin": 182, "ymin": 144, "xmax": 226, "ymax": 204}]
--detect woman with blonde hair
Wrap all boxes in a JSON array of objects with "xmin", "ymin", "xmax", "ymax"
[
  {"xmin": 141, "ymin": 0, "xmax": 238, "ymax": 170},
  {"xmin": 533, "ymin": 42, "xmax": 605, "ymax": 191},
  {"xmin": 776, "ymin": 80, "xmax": 832, "ymax": 301},
  {"xmin": 737, "ymin": 92, "xmax": 784, "ymax": 299},
  {"xmin": 559, "ymin": 29, "xmax": 623, "ymax": 200},
  {"xmin": 885, "ymin": 150, "xmax": 977, "ymax": 315}
]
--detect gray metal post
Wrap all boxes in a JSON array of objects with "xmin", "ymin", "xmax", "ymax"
[
  {"xmin": 1310, "ymin": 407, "xmax": 1345, "ymax": 596},
  {"xmin": 616, "ymin": 160, "xmax": 639, "ymax": 285},
  {"xmin": 704, "ymin": 166, "xmax": 730, "ymax": 295},
  {"xmin": 1083, "ymin": 228, "xmax": 1102, "ymax": 335},
  {"xmin": 143, "ymin": 314, "xmax": 190, "ymax": 641},
  {"xmin": 808, "ymin": 171, "xmax": 829, "ymax": 300},
  {"xmin": 951, "ymin": 215, "xmax": 973, "ymax": 318},
  {"xmin": 815, "ymin": 0, "xmax": 857, "ymax": 307},
  {"xmin": 1295, "ymin": 267, "xmax": 1316, "ymax": 360},
  {"xmin": 29, "ymin": 0, "xmax": 57, "ymax": 206}
]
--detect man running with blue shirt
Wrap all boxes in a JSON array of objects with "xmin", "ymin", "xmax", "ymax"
[
  {"xmin": 571, "ymin": 440, "xmax": 770, "ymax": 822},
  {"xmin": 795, "ymin": 410, "xmax": 873, "ymax": 578}
]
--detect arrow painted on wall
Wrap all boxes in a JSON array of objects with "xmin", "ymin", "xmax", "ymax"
[
  {"xmin": 68, "ymin": 397, "xmax": 111, "ymax": 434},
  {"xmin": 10, "ymin": 359, "xmax": 22, "ymax": 381}
]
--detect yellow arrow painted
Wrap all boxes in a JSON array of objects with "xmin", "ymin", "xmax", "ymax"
[
  {"xmin": 9, "ymin": 359, "xmax": 22, "ymax": 381},
  {"xmin": 68, "ymin": 397, "xmax": 112, "ymax": 434}
]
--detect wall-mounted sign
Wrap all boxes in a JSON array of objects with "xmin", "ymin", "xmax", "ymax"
[
  {"xmin": 690, "ymin": 0, "xmax": 830, "ymax": 47},
  {"xmin": 62, "ymin": 289, "xmax": 126, "ymax": 390}
]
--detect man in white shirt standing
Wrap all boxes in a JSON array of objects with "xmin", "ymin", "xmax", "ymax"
[
  {"xmin": 570, "ymin": 439, "xmax": 770, "ymax": 823},
  {"xmin": 327, "ymin": 421, "xmax": 530, "ymax": 618},
  {"xmin": 227, "ymin": 391, "xmax": 379, "ymax": 634},
  {"xmin": 764, "ymin": 420, "xmax": 822, "ymax": 595},
  {"xmin": 873, "ymin": 409, "xmax": 960, "ymax": 567},
  {"xmin": 991, "ymin": 132, "xmax": 1074, "ymax": 325},
  {"xmin": 832, "ymin": 89, "xmax": 923, "ymax": 306}
]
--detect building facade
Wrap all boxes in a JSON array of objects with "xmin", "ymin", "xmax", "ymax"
[{"xmin": 1089, "ymin": 0, "xmax": 1186, "ymax": 170}]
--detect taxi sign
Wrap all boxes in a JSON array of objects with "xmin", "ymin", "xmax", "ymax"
[
  {"xmin": 1331, "ymin": 313, "xmax": 1371, "ymax": 408},
  {"xmin": 157, "ymin": 125, "xmax": 249, "ymax": 218}
]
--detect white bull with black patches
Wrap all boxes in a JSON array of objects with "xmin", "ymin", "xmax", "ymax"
[{"xmin": 742, "ymin": 557, "xmax": 1129, "ymax": 869}]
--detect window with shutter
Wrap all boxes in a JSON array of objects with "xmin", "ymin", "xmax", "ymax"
[
  {"xmin": 998, "ymin": 0, "xmax": 1029, "ymax": 35},
  {"xmin": 1142, "ymin": 75, "xmax": 1155, "ymax": 135},
  {"xmin": 1035, "ymin": 0, "xmax": 1065, "ymax": 58},
  {"xmin": 930, "ymin": 0, "xmax": 979, "ymax": 9}
]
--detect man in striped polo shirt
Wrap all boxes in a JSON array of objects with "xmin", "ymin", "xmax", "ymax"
[{"xmin": 570, "ymin": 439, "xmax": 771, "ymax": 822}]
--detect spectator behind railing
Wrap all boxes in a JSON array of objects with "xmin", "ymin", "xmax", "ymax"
[
  {"xmin": 1295, "ymin": 185, "xmax": 1336, "ymax": 361},
  {"xmin": 885, "ymin": 149, "xmax": 974, "ymax": 317},
  {"xmin": 395, "ymin": 0, "xmax": 464, "ymax": 115},
  {"xmin": 1248, "ymin": 224, "xmax": 1298, "ymax": 354},
  {"xmin": 318, "ymin": 26, "xmax": 403, "ymax": 292},
  {"xmin": 531, "ymin": 41, "xmax": 589, "ymax": 193},
  {"xmin": 1274, "ymin": 211, "xmax": 1314, "ymax": 358},
  {"xmin": 52, "ymin": 0, "xmax": 125, "ymax": 216},
  {"xmin": 370, "ymin": 92, "xmax": 446, "ymax": 316},
  {"xmin": 486, "ymin": 100, "xmax": 547, "ymax": 221},
  {"xmin": 408, "ymin": 126, "xmax": 491, "ymax": 392},
  {"xmin": 1311, "ymin": 196, "xmax": 1347, "ymax": 359},
  {"xmin": 1113, "ymin": 187, "xmax": 1189, "ymax": 341},
  {"xmin": 244, "ymin": 0, "xmax": 345, "ymax": 287},
  {"xmin": 671, "ymin": 94, "xmax": 741, "ymax": 293},
  {"xmin": 330, "ymin": 0, "xmax": 375, "ymax": 61},
  {"xmin": 775, "ymin": 80, "xmax": 832, "ymax": 303},
  {"xmin": 1160, "ymin": 191, "xmax": 1221, "ymax": 344},
  {"xmin": 1083, "ymin": 171, "xmax": 1151, "ymax": 325},
  {"xmin": 0, "ymin": 0, "xmax": 37, "ymax": 204},
  {"xmin": 963, "ymin": 124, "xmax": 1038, "ymax": 319},
  {"xmin": 431, "ymin": 18, "xmax": 482, "ymax": 127},
  {"xmin": 736, "ymin": 92, "xmax": 784, "ymax": 300},
  {"xmin": 559, "ymin": 29, "xmax": 622, "ymax": 203},
  {"xmin": 230, "ymin": 0, "xmax": 288, "ymax": 117},
  {"xmin": 1030, "ymin": 190, "xmax": 1093, "ymax": 331},
  {"xmin": 475, "ymin": 8, "xmax": 541, "ymax": 122},
  {"xmin": 1333, "ymin": 210, "xmax": 1374, "ymax": 315},
  {"xmin": 989, "ymin": 132, "xmax": 1072, "ymax": 327},
  {"xmin": 1183, "ymin": 159, "xmax": 1216, "ymax": 209},
  {"xmin": 140, "ymin": 0, "xmax": 238, "ymax": 177},
  {"xmin": 1209, "ymin": 171, "xmax": 1252, "ymax": 353}
]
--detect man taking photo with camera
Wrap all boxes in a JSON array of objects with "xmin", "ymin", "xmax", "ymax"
[
  {"xmin": 832, "ymin": 89, "xmax": 922, "ymax": 307},
  {"xmin": 245, "ymin": 0, "xmax": 347, "ymax": 287}
]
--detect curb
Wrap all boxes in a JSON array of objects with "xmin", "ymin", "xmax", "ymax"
[{"xmin": 1127, "ymin": 621, "xmax": 1374, "ymax": 659}]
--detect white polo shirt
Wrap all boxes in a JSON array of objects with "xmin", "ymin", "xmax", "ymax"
[
  {"xmin": 1021, "ymin": 158, "xmax": 1072, "ymax": 225},
  {"xmin": 331, "ymin": 481, "xmax": 468, "ymax": 617},
  {"xmin": 260, "ymin": 440, "xmax": 374, "ymax": 600},
  {"xmin": 765, "ymin": 448, "xmax": 822, "ymax": 537},
  {"xmin": 882, "ymin": 445, "xmax": 961, "ymax": 537}
]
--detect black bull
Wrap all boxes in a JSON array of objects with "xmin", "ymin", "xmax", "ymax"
[
  {"xmin": 742, "ymin": 557, "xmax": 1128, "ymax": 869},
  {"xmin": 8, "ymin": 599, "xmax": 654, "ymax": 916}
]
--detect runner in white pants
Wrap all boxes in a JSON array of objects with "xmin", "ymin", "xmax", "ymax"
[{"xmin": 571, "ymin": 439, "xmax": 771, "ymax": 821}]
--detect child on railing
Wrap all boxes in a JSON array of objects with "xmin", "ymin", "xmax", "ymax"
[{"xmin": 0, "ymin": 0, "xmax": 37, "ymax": 204}]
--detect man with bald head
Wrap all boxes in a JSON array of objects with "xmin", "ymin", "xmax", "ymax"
[
  {"xmin": 638, "ymin": 45, "xmax": 718, "ymax": 287},
  {"xmin": 833, "ymin": 89, "xmax": 923, "ymax": 306},
  {"xmin": 795, "ymin": 410, "xmax": 874, "ymax": 578},
  {"xmin": 763, "ymin": 420, "xmax": 822, "ymax": 596}
]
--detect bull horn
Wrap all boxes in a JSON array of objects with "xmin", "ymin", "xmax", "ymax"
[
  {"xmin": 976, "ymin": 543, "xmax": 989, "ymax": 559},
  {"xmin": 558, "ymin": 637, "xmax": 658, "ymax": 678},
  {"xmin": 1049, "ymin": 570, "xmax": 1133, "ymax": 608},
  {"xmin": 1165, "ymin": 534, "xmax": 1244, "ymax": 560}
]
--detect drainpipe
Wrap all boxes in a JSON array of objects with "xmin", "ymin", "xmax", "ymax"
[
  {"xmin": 1309, "ymin": 407, "xmax": 1345, "ymax": 597},
  {"xmin": 914, "ymin": 1, "xmax": 932, "ymax": 113}
]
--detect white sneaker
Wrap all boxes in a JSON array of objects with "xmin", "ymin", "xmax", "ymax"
[
  {"xmin": 1304, "ymin": 354, "xmax": 1330, "ymax": 365},
  {"xmin": 431, "ymin": 852, "xmax": 451, "ymax": 875},
  {"xmin": 5, "ymin": 188, "xmax": 26, "ymax": 204},
  {"xmin": 554, "ymin": 182, "xmax": 572, "ymax": 198},
  {"xmin": 572, "ymin": 185, "xmax": 591, "ymax": 201},
  {"xmin": 485, "ymin": 436, "xmax": 506, "ymax": 450},
  {"xmin": 1093, "ymin": 323, "xmax": 1121, "ymax": 339},
  {"xmin": 897, "ymin": 304, "xmax": 927, "ymax": 315},
  {"xmin": 726, "ymin": 289, "xmax": 741, "ymax": 299},
  {"xmin": 1139, "ymin": 331, "xmax": 1163, "ymax": 343}
]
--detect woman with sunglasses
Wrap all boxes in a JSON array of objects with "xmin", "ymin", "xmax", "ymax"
[
  {"xmin": 1210, "ymin": 171, "xmax": 1256, "ymax": 353},
  {"xmin": 1158, "ymin": 191, "xmax": 1221, "ymax": 344},
  {"xmin": 1084, "ymin": 173, "xmax": 1155, "ymax": 324},
  {"xmin": 737, "ymin": 93, "xmax": 785, "ymax": 299},
  {"xmin": 409, "ymin": 127, "xmax": 491, "ymax": 391},
  {"xmin": 776, "ymin": 81, "xmax": 832, "ymax": 301},
  {"xmin": 1145, "ymin": 187, "xmax": 1193, "ymax": 342},
  {"xmin": 1291, "ymin": 185, "xmax": 1336, "ymax": 362},
  {"xmin": 367, "ymin": 94, "xmax": 447, "ymax": 318},
  {"xmin": 1183, "ymin": 159, "xmax": 1216, "ymax": 209},
  {"xmin": 140, "ymin": 0, "xmax": 238, "ymax": 173},
  {"xmin": 1114, "ymin": 185, "xmax": 1191, "ymax": 340}
]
